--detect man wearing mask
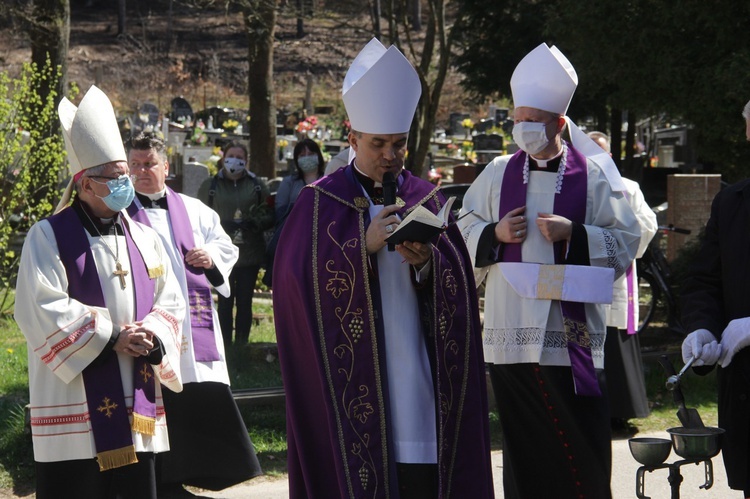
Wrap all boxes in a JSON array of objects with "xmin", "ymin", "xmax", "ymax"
[
  {"xmin": 458, "ymin": 43, "xmax": 641, "ymax": 498},
  {"xmin": 127, "ymin": 132, "xmax": 262, "ymax": 496},
  {"xmin": 273, "ymin": 39, "xmax": 494, "ymax": 498},
  {"xmin": 197, "ymin": 141, "xmax": 274, "ymax": 347},
  {"xmin": 14, "ymin": 86, "xmax": 185, "ymax": 498}
]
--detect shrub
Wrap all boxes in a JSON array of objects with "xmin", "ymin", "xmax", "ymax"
[{"xmin": 0, "ymin": 59, "xmax": 68, "ymax": 314}]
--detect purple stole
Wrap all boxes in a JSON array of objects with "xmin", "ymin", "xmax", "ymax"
[
  {"xmin": 48, "ymin": 206, "xmax": 157, "ymax": 470},
  {"xmin": 499, "ymin": 145, "xmax": 601, "ymax": 396},
  {"xmin": 128, "ymin": 189, "xmax": 220, "ymax": 361}
]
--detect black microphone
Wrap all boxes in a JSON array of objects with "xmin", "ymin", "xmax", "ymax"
[{"xmin": 382, "ymin": 171, "xmax": 396, "ymax": 251}]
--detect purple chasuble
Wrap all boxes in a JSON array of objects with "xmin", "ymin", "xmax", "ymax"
[
  {"xmin": 499, "ymin": 145, "xmax": 602, "ymax": 396},
  {"xmin": 273, "ymin": 165, "xmax": 495, "ymax": 498},
  {"xmin": 128, "ymin": 189, "xmax": 219, "ymax": 361},
  {"xmin": 48, "ymin": 204, "xmax": 157, "ymax": 470}
]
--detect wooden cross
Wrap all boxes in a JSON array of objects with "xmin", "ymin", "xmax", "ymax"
[
  {"xmin": 97, "ymin": 397, "xmax": 118, "ymax": 418},
  {"xmin": 113, "ymin": 261, "xmax": 129, "ymax": 289}
]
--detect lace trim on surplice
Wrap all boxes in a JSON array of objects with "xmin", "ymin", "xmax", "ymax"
[{"xmin": 484, "ymin": 327, "xmax": 606, "ymax": 359}]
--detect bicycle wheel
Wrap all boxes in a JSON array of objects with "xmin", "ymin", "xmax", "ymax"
[{"xmin": 637, "ymin": 271, "xmax": 660, "ymax": 334}]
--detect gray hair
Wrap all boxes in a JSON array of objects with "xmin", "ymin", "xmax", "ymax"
[
  {"xmin": 743, "ymin": 100, "xmax": 750, "ymax": 120},
  {"xmin": 587, "ymin": 130, "xmax": 611, "ymax": 154},
  {"xmin": 73, "ymin": 164, "xmax": 108, "ymax": 193}
]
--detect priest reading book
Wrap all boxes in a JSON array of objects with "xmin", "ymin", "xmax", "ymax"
[{"xmin": 385, "ymin": 196, "xmax": 457, "ymax": 245}]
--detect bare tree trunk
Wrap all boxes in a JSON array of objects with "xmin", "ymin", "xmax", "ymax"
[
  {"xmin": 166, "ymin": 0, "xmax": 173, "ymax": 55},
  {"xmin": 28, "ymin": 0, "xmax": 70, "ymax": 204},
  {"xmin": 410, "ymin": 0, "xmax": 421, "ymax": 31},
  {"xmin": 117, "ymin": 0, "xmax": 126, "ymax": 35},
  {"xmin": 296, "ymin": 0, "xmax": 304, "ymax": 38},
  {"xmin": 243, "ymin": 0, "xmax": 278, "ymax": 180},
  {"xmin": 372, "ymin": 0, "xmax": 381, "ymax": 39},
  {"xmin": 402, "ymin": 0, "xmax": 449, "ymax": 178}
]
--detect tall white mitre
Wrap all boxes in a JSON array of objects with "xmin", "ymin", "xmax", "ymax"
[
  {"xmin": 55, "ymin": 85, "xmax": 127, "ymax": 213},
  {"xmin": 511, "ymin": 43, "xmax": 625, "ymax": 192},
  {"xmin": 342, "ymin": 38, "xmax": 421, "ymax": 135}
]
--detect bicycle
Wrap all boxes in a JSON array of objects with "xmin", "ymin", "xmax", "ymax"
[{"xmin": 636, "ymin": 224, "xmax": 691, "ymax": 333}]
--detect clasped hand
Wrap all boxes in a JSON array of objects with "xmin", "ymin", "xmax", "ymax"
[
  {"xmin": 495, "ymin": 206, "xmax": 572, "ymax": 244},
  {"xmin": 185, "ymin": 247, "xmax": 213, "ymax": 269},
  {"xmin": 114, "ymin": 322, "xmax": 155, "ymax": 358},
  {"xmin": 366, "ymin": 204, "xmax": 432, "ymax": 267}
]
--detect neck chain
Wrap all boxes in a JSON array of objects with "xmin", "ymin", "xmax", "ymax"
[
  {"xmin": 522, "ymin": 141, "xmax": 568, "ymax": 194},
  {"xmin": 82, "ymin": 209, "xmax": 129, "ymax": 290}
]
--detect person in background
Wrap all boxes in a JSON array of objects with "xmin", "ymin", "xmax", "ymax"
[
  {"xmin": 458, "ymin": 43, "xmax": 641, "ymax": 498},
  {"xmin": 126, "ymin": 132, "xmax": 261, "ymax": 497},
  {"xmin": 264, "ymin": 138, "xmax": 326, "ymax": 288},
  {"xmin": 588, "ymin": 130, "xmax": 658, "ymax": 430},
  {"xmin": 275, "ymin": 138, "xmax": 325, "ymax": 220},
  {"xmin": 273, "ymin": 38, "xmax": 494, "ymax": 498},
  {"xmin": 680, "ymin": 98, "xmax": 750, "ymax": 498},
  {"xmin": 197, "ymin": 141, "xmax": 274, "ymax": 348},
  {"xmin": 14, "ymin": 85, "xmax": 185, "ymax": 499}
]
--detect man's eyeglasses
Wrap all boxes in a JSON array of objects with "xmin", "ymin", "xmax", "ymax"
[
  {"xmin": 88, "ymin": 175, "xmax": 122, "ymax": 181},
  {"xmin": 87, "ymin": 174, "xmax": 136, "ymax": 186}
]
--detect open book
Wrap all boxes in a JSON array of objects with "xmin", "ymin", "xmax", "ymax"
[{"xmin": 385, "ymin": 196, "xmax": 458, "ymax": 245}]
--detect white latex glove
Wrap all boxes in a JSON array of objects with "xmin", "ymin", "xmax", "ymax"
[
  {"xmin": 719, "ymin": 317, "xmax": 750, "ymax": 368},
  {"xmin": 682, "ymin": 329, "xmax": 721, "ymax": 367}
]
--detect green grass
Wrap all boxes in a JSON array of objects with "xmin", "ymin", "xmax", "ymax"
[{"xmin": 0, "ymin": 317, "xmax": 35, "ymax": 492}]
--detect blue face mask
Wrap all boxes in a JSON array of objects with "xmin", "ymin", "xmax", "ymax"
[{"xmin": 92, "ymin": 175, "xmax": 136, "ymax": 212}]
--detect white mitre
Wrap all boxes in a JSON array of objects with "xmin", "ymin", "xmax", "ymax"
[
  {"xmin": 342, "ymin": 38, "xmax": 421, "ymax": 135},
  {"xmin": 55, "ymin": 85, "xmax": 127, "ymax": 213},
  {"xmin": 511, "ymin": 43, "xmax": 625, "ymax": 192}
]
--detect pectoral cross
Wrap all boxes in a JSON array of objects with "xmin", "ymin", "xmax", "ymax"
[{"xmin": 113, "ymin": 261, "xmax": 129, "ymax": 289}]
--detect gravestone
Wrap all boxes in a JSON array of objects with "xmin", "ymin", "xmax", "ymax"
[
  {"xmin": 448, "ymin": 112, "xmax": 470, "ymax": 136},
  {"xmin": 170, "ymin": 97, "xmax": 193, "ymax": 124},
  {"xmin": 473, "ymin": 133, "xmax": 504, "ymax": 151},
  {"xmin": 182, "ymin": 161, "xmax": 210, "ymax": 198},
  {"xmin": 473, "ymin": 118, "xmax": 495, "ymax": 134},
  {"xmin": 136, "ymin": 102, "xmax": 160, "ymax": 132},
  {"xmin": 666, "ymin": 174, "xmax": 721, "ymax": 261},
  {"xmin": 473, "ymin": 133, "xmax": 504, "ymax": 165},
  {"xmin": 452, "ymin": 163, "xmax": 477, "ymax": 184}
]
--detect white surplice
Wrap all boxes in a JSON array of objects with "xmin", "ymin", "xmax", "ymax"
[
  {"xmin": 606, "ymin": 177, "xmax": 658, "ymax": 329},
  {"xmin": 459, "ymin": 154, "xmax": 642, "ymax": 368},
  {"xmin": 14, "ymin": 210, "xmax": 185, "ymax": 463},
  {"xmin": 133, "ymin": 192, "xmax": 238, "ymax": 384}
]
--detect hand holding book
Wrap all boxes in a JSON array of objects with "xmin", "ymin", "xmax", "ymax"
[{"xmin": 385, "ymin": 197, "xmax": 470, "ymax": 245}]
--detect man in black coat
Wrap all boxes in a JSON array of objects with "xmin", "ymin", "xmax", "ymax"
[{"xmin": 681, "ymin": 98, "xmax": 750, "ymax": 497}]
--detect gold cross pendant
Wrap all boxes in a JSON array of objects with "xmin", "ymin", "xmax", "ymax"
[{"xmin": 113, "ymin": 261, "xmax": 129, "ymax": 289}]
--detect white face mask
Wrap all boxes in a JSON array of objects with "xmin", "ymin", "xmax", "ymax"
[
  {"xmin": 512, "ymin": 121, "xmax": 551, "ymax": 156},
  {"xmin": 223, "ymin": 157, "xmax": 246, "ymax": 179}
]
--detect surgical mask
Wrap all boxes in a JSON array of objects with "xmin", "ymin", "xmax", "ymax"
[
  {"xmin": 93, "ymin": 175, "xmax": 135, "ymax": 212},
  {"xmin": 223, "ymin": 157, "xmax": 246, "ymax": 175},
  {"xmin": 512, "ymin": 121, "xmax": 551, "ymax": 155},
  {"xmin": 297, "ymin": 155, "xmax": 319, "ymax": 173}
]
